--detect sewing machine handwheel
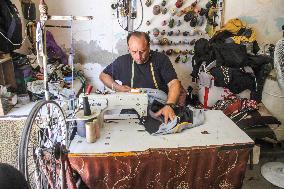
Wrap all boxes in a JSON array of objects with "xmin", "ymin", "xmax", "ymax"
[{"xmin": 18, "ymin": 100, "xmax": 69, "ymax": 188}]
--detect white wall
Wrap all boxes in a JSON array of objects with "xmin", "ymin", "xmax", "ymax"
[
  {"xmin": 27, "ymin": 0, "xmax": 214, "ymax": 90},
  {"xmin": 12, "ymin": 0, "xmax": 284, "ymax": 91},
  {"xmin": 224, "ymin": 0, "xmax": 284, "ymax": 48}
]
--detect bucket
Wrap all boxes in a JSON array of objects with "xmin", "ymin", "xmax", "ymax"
[
  {"xmin": 75, "ymin": 110, "xmax": 97, "ymax": 138},
  {"xmin": 76, "ymin": 118, "xmax": 94, "ymax": 137}
]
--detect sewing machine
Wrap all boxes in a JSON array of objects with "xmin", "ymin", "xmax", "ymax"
[
  {"xmin": 77, "ymin": 88, "xmax": 169, "ymax": 128},
  {"xmin": 78, "ymin": 91, "xmax": 148, "ymax": 123}
]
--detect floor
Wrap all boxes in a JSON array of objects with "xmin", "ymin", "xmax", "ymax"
[{"xmin": 242, "ymin": 143, "xmax": 284, "ymax": 189}]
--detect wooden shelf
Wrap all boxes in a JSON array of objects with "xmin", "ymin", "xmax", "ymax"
[
  {"xmin": 0, "ymin": 54, "xmax": 17, "ymax": 89},
  {"xmin": 0, "ymin": 54, "xmax": 17, "ymax": 115}
]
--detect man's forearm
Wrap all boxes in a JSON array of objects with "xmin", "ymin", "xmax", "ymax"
[
  {"xmin": 166, "ymin": 79, "xmax": 181, "ymax": 104},
  {"xmin": 99, "ymin": 72, "xmax": 131, "ymax": 92},
  {"xmin": 155, "ymin": 79, "xmax": 181, "ymax": 123},
  {"xmin": 99, "ymin": 72, "xmax": 116, "ymax": 89}
]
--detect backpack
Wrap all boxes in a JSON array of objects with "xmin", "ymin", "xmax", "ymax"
[
  {"xmin": 0, "ymin": 0, "xmax": 22, "ymax": 53},
  {"xmin": 191, "ymin": 38, "xmax": 213, "ymax": 78}
]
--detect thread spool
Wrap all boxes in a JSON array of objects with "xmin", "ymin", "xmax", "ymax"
[
  {"xmin": 93, "ymin": 119, "xmax": 100, "ymax": 139},
  {"xmin": 75, "ymin": 109, "xmax": 97, "ymax": 138},
  {"xmin": 86, "ymin": 85, "xmax": 93, "ymax": 95},
  {"xmin": 82, "ymin": 96, "xmax": 91, "ymax": 116},
  {"xmin": 85, "ymin": 122, "xmax": 96, "ymax": 143},
  {"xmin": 76, "ymin": 118, "xmax": 94, "ymax": 137}
]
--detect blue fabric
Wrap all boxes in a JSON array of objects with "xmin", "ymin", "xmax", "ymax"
[{"xmin": 150, "ymin": 106, "xmax": 205, "ymax": 136}]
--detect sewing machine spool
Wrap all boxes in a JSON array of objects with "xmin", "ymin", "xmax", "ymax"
[
  {"xmin": 85, "ymin": 122, "xmax": 96, "ymax": 143},
  {"xmin": 93, "ymin": 119, "xmax": 100, "ymax": 139},
  {"xmin": 82, "ymin": 96, "xmax": 91, "ymax": 116}
]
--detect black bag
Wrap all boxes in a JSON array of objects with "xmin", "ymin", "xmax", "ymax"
[
  {"xmin": 191, "ymin": 38, "xmax": 213, "ymax": 78},
  {"xmin": 210, "ymin": 66, "xmax": 255, "ymax": 94},
  {"xmin": 0, "ymin": 0, "xmax": 22, "ymax": 53}
]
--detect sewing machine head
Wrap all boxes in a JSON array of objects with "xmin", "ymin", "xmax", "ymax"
[
  {"xmin": 78, "ymin": 88, "xmax": 168, "ymax": 122},
  {"xmin": 79, "ymin": 91, "xmax": 149, "ymax": 120}
]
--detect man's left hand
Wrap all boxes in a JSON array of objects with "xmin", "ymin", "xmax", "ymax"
[{"xmin": 154, "ymin": 105, "xmax": 176, "ymax": 124}]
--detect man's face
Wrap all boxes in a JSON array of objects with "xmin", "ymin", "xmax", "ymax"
[{"xmin": 128, "ymin": 36, "xmax": 150, "ymax": 64}]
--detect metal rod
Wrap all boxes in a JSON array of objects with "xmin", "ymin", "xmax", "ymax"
[
  {"xmin": 47, "ymin": 16, "xmax": 94, "ymax": 21},
  {"xmin": 42, "ymin": 22, "xmax": 49, "ymax": 101},
  {"xmin": 45, "ymin": 25, "xmax": 71, "ymax": 28},
  {"xmin": 39, "ymin": 0, "xmax": 94, "ymax": 101}
]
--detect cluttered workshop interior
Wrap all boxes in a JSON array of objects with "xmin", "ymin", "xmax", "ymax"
[{"xmin": 0, "ymin": 0, "xmax": 284, "ymax": 188}]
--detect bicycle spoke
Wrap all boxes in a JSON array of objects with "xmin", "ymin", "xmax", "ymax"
[{"xmin": 18, "ymin": 101, "xmax": 68, "ymax": 188}]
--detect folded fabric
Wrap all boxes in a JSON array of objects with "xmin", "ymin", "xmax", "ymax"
[
  {"xmin": 141, "ymin": 88, "xmax": 167, "ymax": 104},
  {"xmin": 152, "ymin": 106, "xmax": 205, "ymax": 136}
]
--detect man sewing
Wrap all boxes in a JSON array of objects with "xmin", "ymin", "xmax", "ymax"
[{"xmin": 99, "ymin": 31, "xmax": 181, "ymax": 124}]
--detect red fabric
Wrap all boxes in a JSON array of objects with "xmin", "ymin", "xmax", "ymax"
[
  {"xmin": 223, "ymin": 100, "xmax": 242, "ymax": 115},
  {"xmin": 204, "ymin": 87, "xmax": 209, "ymax": 108},
  {"xmin": 69, "ymin": 146, "xmax": 251, "ymax": 189}
]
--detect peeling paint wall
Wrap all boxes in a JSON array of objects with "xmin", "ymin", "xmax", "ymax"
[
  {"xmin": 224, "ymin": 0, "xmax": 284, "ymax": 48},
  {"xmin": 34, "ymin": 0, "xmax": 129, "ymax": 64}
]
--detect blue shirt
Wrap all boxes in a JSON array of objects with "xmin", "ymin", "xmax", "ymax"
[{"xmin": 103, "ymin": 51, "xmax": 177, "ymax": 93}]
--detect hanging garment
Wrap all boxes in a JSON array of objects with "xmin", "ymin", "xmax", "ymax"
[
  {"xmin": 212, "ymin": 95, "xmax": 258, "ymax": 116},
  {"xmin": 231, "ymin": 28, "xmax": 257, "ymax": 44},
  {"xmin": 217, "ymin": 18, "xmax": 244, "ymax": 35},
  {"xmin": 210, "ymin": 66, "xmax": 256, "ymax": 94},
  {"xmin": 191, "ymin": 38, "xmax": 214, "ymax": 78},
  {"xmin": 0, "ymin": 0, "xmax": 22, "ymax": 52},
  {"xmin": 46, "ymin": 31, "xmax": 68, "ymax": 65}
]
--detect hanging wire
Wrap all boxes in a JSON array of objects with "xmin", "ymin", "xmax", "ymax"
[{"xmin": 116, "ymin": 0, "xmax": 144, "ymax": 32}]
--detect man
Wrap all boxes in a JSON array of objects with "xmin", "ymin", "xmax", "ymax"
[{"xmin": 99, "ymin": 31, "xmax": 181, "ymax": 123}]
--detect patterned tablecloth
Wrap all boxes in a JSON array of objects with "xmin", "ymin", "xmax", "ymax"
[
  {"xmin": 69, "ymin": 145, "xmax": 251, "ymax": 189},
  {"xmin": 68, "ymin": 110, "xmax": 254, "ymax": 189}
]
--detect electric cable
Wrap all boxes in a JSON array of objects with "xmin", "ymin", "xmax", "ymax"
[{"xmin": 116, "ymin": 0, "xmax": 144, "ymax": 32}]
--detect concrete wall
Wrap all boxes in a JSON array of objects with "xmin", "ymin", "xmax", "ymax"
[{"xmin": 224, "ymin": 0, "xmax": 284, "ymax": 49}]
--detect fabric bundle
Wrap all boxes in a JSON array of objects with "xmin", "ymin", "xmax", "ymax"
[{"xmin": 142, "ymin": 100, "xmax": 205, "ymax": 136}]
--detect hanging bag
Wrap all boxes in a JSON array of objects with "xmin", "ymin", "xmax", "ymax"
[{"xmin": 0, "ymin": 0, "xmax": 22, "ymax": 53}]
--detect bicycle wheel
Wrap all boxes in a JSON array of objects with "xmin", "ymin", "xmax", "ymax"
[{"xmin": 18, "ymin": 100, "xmax": 69, "ymax": 189}]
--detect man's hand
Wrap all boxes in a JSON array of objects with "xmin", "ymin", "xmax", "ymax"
[
  {"xmin": 99, "ymin": 72, "xmax": 132, "ymax": 92},
  {"xmin": 154, "ymin": 105, "xmax": 176, "ymax": 124},
  {"xmin": 117, "ymin": 85, "xmax": 131, "ymax": 92}
]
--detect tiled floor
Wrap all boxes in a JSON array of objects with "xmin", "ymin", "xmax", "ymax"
[{"xmin": 242, "ymin": 152, "xmax": 284, "ymax": 189}]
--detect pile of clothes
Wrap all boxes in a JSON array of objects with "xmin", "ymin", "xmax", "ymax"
[
  {"xmin": 192, "ymin": 18, "xmax": 273, "ymax": 103},
  {"xmin": 188, "ymin": 18, "xmax": 282, "ymax": 142},
  {"xmin": 12, "ymin": 30, "xmax": 86, "ymax": 101}
]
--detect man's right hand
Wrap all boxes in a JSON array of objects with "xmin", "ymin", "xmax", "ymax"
[
  {"xmin": 99, "ymin": 72, "xmax": 131, "ymax": 92},
  {"xmin": 117, "ymin": 85, "xmax": 131, "ymax": 92}
]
